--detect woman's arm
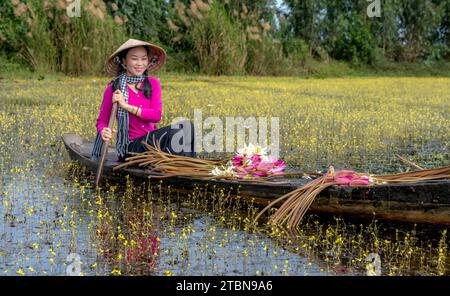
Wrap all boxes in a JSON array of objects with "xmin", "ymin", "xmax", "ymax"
[
  {"xmin": 120, "ymin": 103, "xmax": 140, "ymax": 116},
  {"xmin": 96, "ymin": 84, "xmax": 113, "ymax": 134},
  {"xmin": 136, "ymin": 77, "xmax": 162, "ymax": 122},
  {"xmin": 112, "ymin": 78, "xmax": 162, "ymax": 121}
]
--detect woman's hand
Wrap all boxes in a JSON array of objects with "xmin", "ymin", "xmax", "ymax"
[
  {"xmin": 112, "ymin": 90, "xmax": 126, "ymax": 108},
  {"xmin": 101, "ymin": 127, "xmax": 117, "ymax": 142}
]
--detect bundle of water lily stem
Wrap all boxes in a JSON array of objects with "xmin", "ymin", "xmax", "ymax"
[{"xmin": 113, "ymin": 141, "xmax": 450, "ymax": 230}]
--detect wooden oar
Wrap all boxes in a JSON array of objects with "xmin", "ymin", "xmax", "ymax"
[{"xmin": 94, "ymin": 102, "xmax": 118, "ymax": 189}]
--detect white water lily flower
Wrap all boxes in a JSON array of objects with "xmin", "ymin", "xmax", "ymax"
[
  {"xmin": 223, "ymin": 166, "xmax": 237, "ymax": 177},
  {"xmin": 236, "ymin": 143, "xmax": 269, "ymax": 157},
  {"xmin": 253, "ymin": 144, "xmax": 268, "ymax": 156},
  {"xmin": 243, "ymin": 158, "xmax": 253, "ymax": 166},
  {"xmin": 210, "ymin": 167, "xmax": 223, "ymax": 176},
  {"xmin": 236, "ymin": 144, "xmax": 252, "ymax": 157},
  {"xmin": 210, "ymin": 163, "xmax": 237, "ymax": 177},
  {"xmin": 260, "ymin": 154, "xmax": 270, "ymax": 162}
]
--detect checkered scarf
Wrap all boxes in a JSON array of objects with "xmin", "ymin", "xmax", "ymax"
[{"xmin": 91, "ymin": 71, "xmax": 146, "ymax": 160}]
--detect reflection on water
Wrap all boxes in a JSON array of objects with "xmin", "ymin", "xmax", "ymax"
[{"xmin": 0, "ymin": 160, "xmax": 329, "ymax": 275}]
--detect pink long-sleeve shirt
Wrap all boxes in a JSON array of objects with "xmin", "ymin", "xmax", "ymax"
[{"xmin": 95, "ymin": 77, "xmax": 162, "ymax": 141}]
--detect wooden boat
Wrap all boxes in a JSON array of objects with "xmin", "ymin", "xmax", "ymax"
[{"xmin": 61, "ymin": 133, "xmax": 450, "ymax": 225}]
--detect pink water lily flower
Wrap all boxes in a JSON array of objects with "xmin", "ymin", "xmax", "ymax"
[
  {"xmin": 252, "ymin": 171, "xmax": 269, "ymax": 177},
  {"xmin": 270, "ymin": 159, "xmax": 286, "ymax": 174},
  {"xmin": 326, "ymin": 167, "xmax": 372, "ymax": 186},
  {"xmin": 255, "ymin": 160, "xmax": 274, "ymax": 172},
  {"xmin": 232, "ymin": 155, "xmax": 243, "ymax": 167},
  {"xmin": 237, "ymin": 172, "xmax": 248, "ymax": 178},
  {"xmin": 335, "ymin": 176, "xmax": 371, "ymax": 186},
  {"xmin": 348, "ymin": 178, "xmax": 371, "ymax": 186},
  {"xmin": 225, "ymin": 144, "xmax": 287, "ymax": 178},
  {"xmin": 333, "ymin": 169, "xmax": 357, "ymax": 178}
]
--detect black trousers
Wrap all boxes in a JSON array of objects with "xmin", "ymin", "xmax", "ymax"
[{"xmin": 118, "ymin": 119, "xmax": 196, "ymax": 162}]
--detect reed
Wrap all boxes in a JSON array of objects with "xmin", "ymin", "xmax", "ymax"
[
  {"xmin": 0, "ymin": 0, "xmax": 124, "ymax": 75},
  {"xmin": 112, "ymin": 140, "xmax": 309, "ymax": 185},
  {"xmin": 255, "ymin": 165, "xmax": 450, "ymax": 230},
  {"xmin": 112, "ymin": 140, "xmax": 227, "ymax": 176}
]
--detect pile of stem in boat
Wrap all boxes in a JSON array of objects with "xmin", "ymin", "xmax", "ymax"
[
  {"xmin": 112, "ymin": 141, "xmax": 313, "ymax": 185},
  {"xmin": 372, "ymin": 165, "xmax": 450, "ymax": 183},
  {"xmin": 255, "ymin": 165, "xmax": 450, "ymax": 231}
]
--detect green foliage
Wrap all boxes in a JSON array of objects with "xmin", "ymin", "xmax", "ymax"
[
  {"xmin": 1, "ymin": 0, "xmax": 448, "ymax": 76},
  {"xmin": 166, "ymin": 1, "xmax": 247, "ymax": 75},
  {"xmin": 0, "ymin": 2, "xmax": 27, "ymax": 51},
  {"xmin": 245, "ymin": 37, "xmax": 284, "ymax": 75},
  {"xmin": 330, "ymin": 13, "xmax": 376, "ymax": 65},
  {"xmin": 224, "ymin": 0, "xmax": 278, "ymax": 29},
  {"xmin": 0, "ymin": 51, "xmax": 33, "ymax": 76},
  {"xmin": 0, "ymin": 0, "xmax": 125, "ymax": 75},
  {"xmin": 190, "ymin": 2, "xmax": 247, "ymax": 75},
  {"xmin": 282, "ymin": 37, "xmax": 309, "ymax": 62},
  {"xmin": 284, "ymin": 0, "xmax": 449, "ymax": 64},
  {"xmin": 283, "ymin": 0, "xmax": 316, "ymax": 43},
  {"xmin": 0, "ymin": 0, "xmax": 56, "ymax": 73},
  {"xmin": 103, "ymin": 0, "xmax": 167, "ymax": 42},
  {"xmin": 393, "ymin": 0, "xmax": 446, "ymax": 62}
]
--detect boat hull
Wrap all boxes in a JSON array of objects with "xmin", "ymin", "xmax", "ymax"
[{"xmin": 61, "ymin": 133, "xmax": 450, "ymax": 225}]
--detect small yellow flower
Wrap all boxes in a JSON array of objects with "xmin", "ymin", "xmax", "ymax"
[{"xmin": 111, "ymin": 269, "xmax": 122, "ymax": 275}]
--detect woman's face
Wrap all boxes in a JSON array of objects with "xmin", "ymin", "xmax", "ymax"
[{"xmin": 123, "ymin": 46, "xmax": 149, "ymax": 76}]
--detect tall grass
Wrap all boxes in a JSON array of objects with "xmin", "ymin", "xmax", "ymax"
[
  {"xmin": 245, "ymin": 37, "xmax": 284, "ymax": 75},
  {"xmin": 2, "ymin": 1, "xmax": 449, "ymax": 77},
  {"xmin": 0, "ymin": 0, "xmax": 125, "ymax": 75},
  {"xmin": 166, "ymin": 1, "xmax": 318, "ymax": 76},
  {"xmin": 190, "ymin": 2, "xmax": 247, "ymax": 75}
]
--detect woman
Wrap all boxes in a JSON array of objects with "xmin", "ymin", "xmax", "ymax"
[{"xmin": 91, "ymin": 39, "xmax": 196, "ymax": 162}]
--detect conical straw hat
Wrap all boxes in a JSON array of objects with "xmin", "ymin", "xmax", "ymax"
[{"xmin": 105, "ymin": 39, "xmax": 166, "ymax": 76}]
